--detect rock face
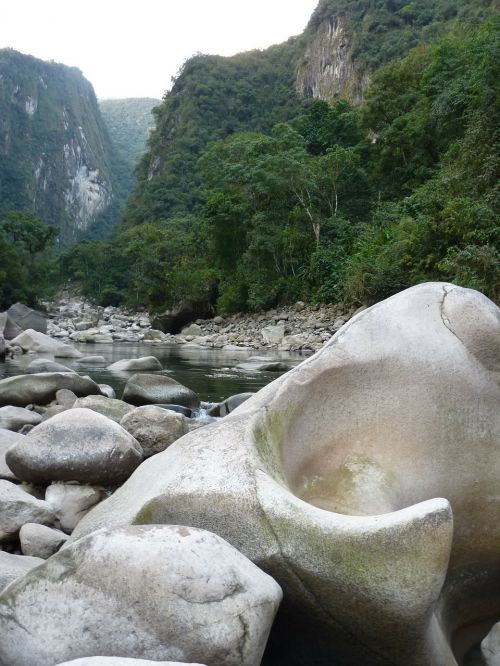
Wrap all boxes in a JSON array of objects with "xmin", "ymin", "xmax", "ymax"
[
  {"xmin": 120, "ymin": 406, "xmax": 189, "ymax": 457},
  {"xmin": 0, "ymin": 480, "xmax": 55, "ymax": 542},
  {"xmin": 0, "ymin": 372, "xmax": 102, "ymax": 407},
  {"xmin": 72, "ymin": 283, "xmax": 500, "ymax": 665},
  {"xmin": 7, "ymin": 303, "xmax": 47, "ymax": 334},
  {"xmin": 0, "ymin": 551, "xmax": 43, "ymax": 594},
  {"xmin": 6, "ymin": 409, "xmax": 143, "ymax": 485},
  {"xmin": 10, "ymin": 329, "xmax": 82, "ymax": 357},
  {"xmin": 107, "ymin": 356, "xmax": 162, "ymax": 371},
  {"xmin": 122, "ymin": 374, "xmax": 200, "ymax": 410},
  {"xmin": 0, "ymin": 525, "xmax": 282, "ymax": 666}
]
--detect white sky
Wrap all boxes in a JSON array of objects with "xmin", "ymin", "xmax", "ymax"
[{"xmin": 0, "ymin": 0, "xmax": 319, "ymax": 100}]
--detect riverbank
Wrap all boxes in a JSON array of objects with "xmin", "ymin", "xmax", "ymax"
[{"xmin": 47, "ymin": 297, "xmax": 365, "ymax": 353}]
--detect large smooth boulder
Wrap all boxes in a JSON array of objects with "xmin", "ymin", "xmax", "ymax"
[
  {"xmin": 7, "ymin": 303, "xmax": 47, "ymax": 333},
  {"xmin": 0, "ymin": 372, "xmax": 102, "ymax": 407},
  {"xmin": 6, "ymin": 409, "xmax": 143, "ymax": 485},
  {"xmin": 71, "ymin": 284, "xmax": 500, "ymax": 666},
  {"xmin": 0, "ymin": 406, "xmax": 42, "ymax": 431},
  {"xmin": 10, "ymin": 329, "xmax": 82, "ymax": 358},
  {"xmin": 120, "ymin": 406, "xmax": 189, "ymax": 457},
  {"xmin": 72, "ymin": 396, "xmax": 134, "ymax": 423},
  {"xmin": 107, "ymin": 356, "xmax": 162, "ymax": 372},
  {"xmin": 45, "ymin": 482, "xmax": 102, "ymax": 533},
  {"xmin": 0, "ymin": 480, "xmax": 55, "ymax": 542},
  {"xmin": 151, "ymin": 300, "xmax": 212, "ymax": 334},
  {"xmin": 122, "ymin": 374, "xmax": 200, "ymax": 410},
  {"xmin": 0, "ymin": 525, "xmax": 282, "ymax": 666},
  {"xmin": 0, "ymin": 429, "xmax": 23, "ymax": 481},
  {"xmin": 26, "ymin": 359, "xmax": 75, "ymax": 374},
  {"xmin": 0, "ymin": 551, "xmax": 43, "ymax": 594}
]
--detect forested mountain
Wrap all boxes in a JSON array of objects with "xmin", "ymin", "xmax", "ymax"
[
  {"xmin": 8, "ymin": 0, "xmax": 499, "ymax": 312},
  {"xmin": 0, "ymin": 49, "xmax": 130, "ymax": 244},
  {"xmin": 99, "ymin": 98, "xmax": 159, "ymax": 171}
]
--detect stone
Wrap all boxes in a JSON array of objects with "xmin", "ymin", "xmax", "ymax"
[
  {"xmin": 0, "ymin": 551, "xmax": 43, "ymax": 594},
  {"xmin": 0, "ymin": 480, "xmax": 55, "ymax": 542},
  {"xmin": 0, "ymin": 429, "xmax": 23, "ymax": 481},
  {"xmin": 98, "ymin": 384, "xmax": 116, "ymax": 399},
  {"xmin": 208, "ymin": 392, "xmax": 255, "ymax": 418},
  {"xmin": 77, "ymin": 355, "xmax": 106, "ymax": 364},
  {"xmin": 55, "ymin": 389, "xmax": 77, "ymax": 408},
  {"xmin": 7, "ymin": 302, "xmax": 47, "ymax": 333},
  {"xmin": 6, "ymin": 408, "xmax": 143, "ymax": 485},
  {"xmin": 10, "ymin": 329, "xmax": 82, "ymax": 357},
  {"xmin": 54, "ymin": 660, "xmax": 206, "ymax": 666},
  {"xmin": 45, "ymin": 482, "xmax": 102, "ymax": 533},
  {"xmin": 0, "ymin": 373, "xmax": 102, "ymax": 408},
  {"xmin": 180, "ymin": 323, "xmax": 202, "ymax": 337},
  {"xmin": 152, "ymin": 404, "xmax": 192, "ymax": 417},
  {"xmin": 19, "ymin": 523, "xmax": 69, "ymax": 558},
  {"xmin": 120, "ymin": 406, "xmax": 189, "ymax": 457},
  {"xmin": 122, "ymin": 374, "xmax": 200, "ymax": 410},
  {"xmin": 0, "ymin": 525, "xmax": 282, "ymax": 666},
  {"xmin": 482, "ymin": 622, "xmax": 500, "ymax": 665},
  {"xmin": 0, "ymin": 406, "xmax": 43, "ymax": 431},
  {"xmin": 25, "ymin": 358, "xmax": 76, "ymax": 374},
  {"xmin": 260, "ymin": 325, "xmax": 285, "ymax": 345},
  {"xmin": 237, "ymin": 357, "xmax": 293, "ymax": 372},
  {"xmin": 72, "ymin": 395, "xmax": 134, "ymax": 423},
  {"xmin": 107, "ymin": 356, "xmax": 162, "ymax": 372},
  {"xmin": 72, "ymin": 283, "xmax": 500, "ymax": 666},
  {"xmin": 0, "ymin": 312, "xmax": 23, "ymax": 340}
]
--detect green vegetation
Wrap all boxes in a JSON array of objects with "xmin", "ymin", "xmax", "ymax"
[
  {"xmin": 99, "ymin": 97, "xmax": 160, "ymax": 175},
  {"xmin": 0, "ymin": 212, "xmax": 58, "ymax": 308}
]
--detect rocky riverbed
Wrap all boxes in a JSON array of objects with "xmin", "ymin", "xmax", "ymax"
[{"xmin": 45, "ymin": 296, "xmax": 363, "ymax": 353}]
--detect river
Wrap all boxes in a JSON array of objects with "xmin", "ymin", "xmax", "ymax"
[{"xmin": 0, "ymin": 341, "xmax": 311, "ymax": 404}]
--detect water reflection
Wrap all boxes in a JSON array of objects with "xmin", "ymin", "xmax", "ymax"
[{"xmin": 0, "ymin": 342, "xmax": 311, "ymax": 403}]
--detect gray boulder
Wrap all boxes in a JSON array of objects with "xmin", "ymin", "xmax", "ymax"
[
  {"xmin": 260, "ymin": 325, "xmax": 285, "ymax": 345},
  {"xmin": 0, "ymin": 312, "xmax": 23, "ymax": 340},
  {"xmin": 107, "ymin": 356, "xmax": 162, "ymax": 372},
  {"xmin": 208, "ymin": 392, "xmax": 254, "ymax": 418},
  {"xmin": 0, "ymin": 551, "xmax": 43, "ymax": 594},
  {"xmin": 6, "ymin": 408, "xmax": 143, "ymax": 485},
  {"xmin": 122, "ymin": 374, "xmax": 199, "ymax": 410},
  {"xmin": 0, "ymin": 406, "xmax": 43, "ymax": 431},
  {"xmin": 0, "ymin": 429, "xmax": 23, "ymax": 481},
  {"xmin": 26, "ymin": 359, "xmax": 75, "ymax": 374},
  {"xmin": 77, "ymin": 355, "xmax": 106, "ymax": 365},
  {"xmin": 55, "ymin": 389, "xmax": 78, "ymax": 408},
  {"xmin": 19, "ymin": 523, "xmax": 69, "ymax": 558},
  {"xmin": 98, "ymin": 384, "xmax": 116, "ymax": 399},
  {"xmin": 482, "ymin": 622, "xmax": 500, "ymax": 665},
  {"xmin": 71, "ymin": 283, "xmax": 500, "ymax": 666},
  {"xmin": 120, "ymin": 406, "xmax": 189, "ymax": 457},
  {"xmin": 0, "ymin": 525, "xmax": 282, "ymax": 666},
  {"xmin": 7, "ymin": 302, "xmax": 47, "ymax": 333},
  {"xmin": 0, "ymin": 372, "xmax": 102, "ymax": 407},
  {"xmin": 10, "ymin": 329, "xmax": 82, "ymax": 358},
  {"xmin": 72, "ymin": 395, "xmax": 134, "ymax": 423},
  {"xmin": 0, "ymin": 480, "xmax": 55, "ymax": 542},
  {"xmin": 45, "ymin": 482, "xmax": 102, "ymax": 533}
]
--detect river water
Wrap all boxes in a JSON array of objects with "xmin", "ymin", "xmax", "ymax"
[{"xmin": 0, "ymin": 341, "xmax": 310, "ymax": 404}]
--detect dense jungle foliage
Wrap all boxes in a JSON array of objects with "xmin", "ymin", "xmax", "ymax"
[{"xmin": 55, "ymin": 13, "xmax": 498, "ymax": 313}]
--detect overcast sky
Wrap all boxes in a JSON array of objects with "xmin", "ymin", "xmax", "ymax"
[{"xmin": 1, "ymin": 0, "xmax": 319, "ymax": 100}]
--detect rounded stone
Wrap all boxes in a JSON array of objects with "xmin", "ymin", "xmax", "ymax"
[
  {"xmin": 120, "ymin": 406, "xmax": 189, "ymax": 457},
  {"xmin": 0, "ymin": 480, "xmax": 55, "ymax": 542},
  {"xmin": 0, "ymin": 525, "xmax": 282, "ymax": 666},
  {"xmin": 122, "ymin": 374, "xmax": 200, "ymax": 409},
  {"xmin": 72, "ymin": 395, "xmax": 134, "ymax": 423},
  {"xmin": 107, "ymin": 356, "xmax": 162, "ymax": 372},
  {"xmin": 5, "ymin": 408, "xmax": 143, "ymax": 485}
]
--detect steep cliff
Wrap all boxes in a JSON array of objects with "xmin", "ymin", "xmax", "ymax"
[
  {"xmin": 0, "ymin": 49, "xmax": 128, "ymax": 243},
  {"xmin": 297, "ymin": 0, "xmax": 492, "ymax": 104}
]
